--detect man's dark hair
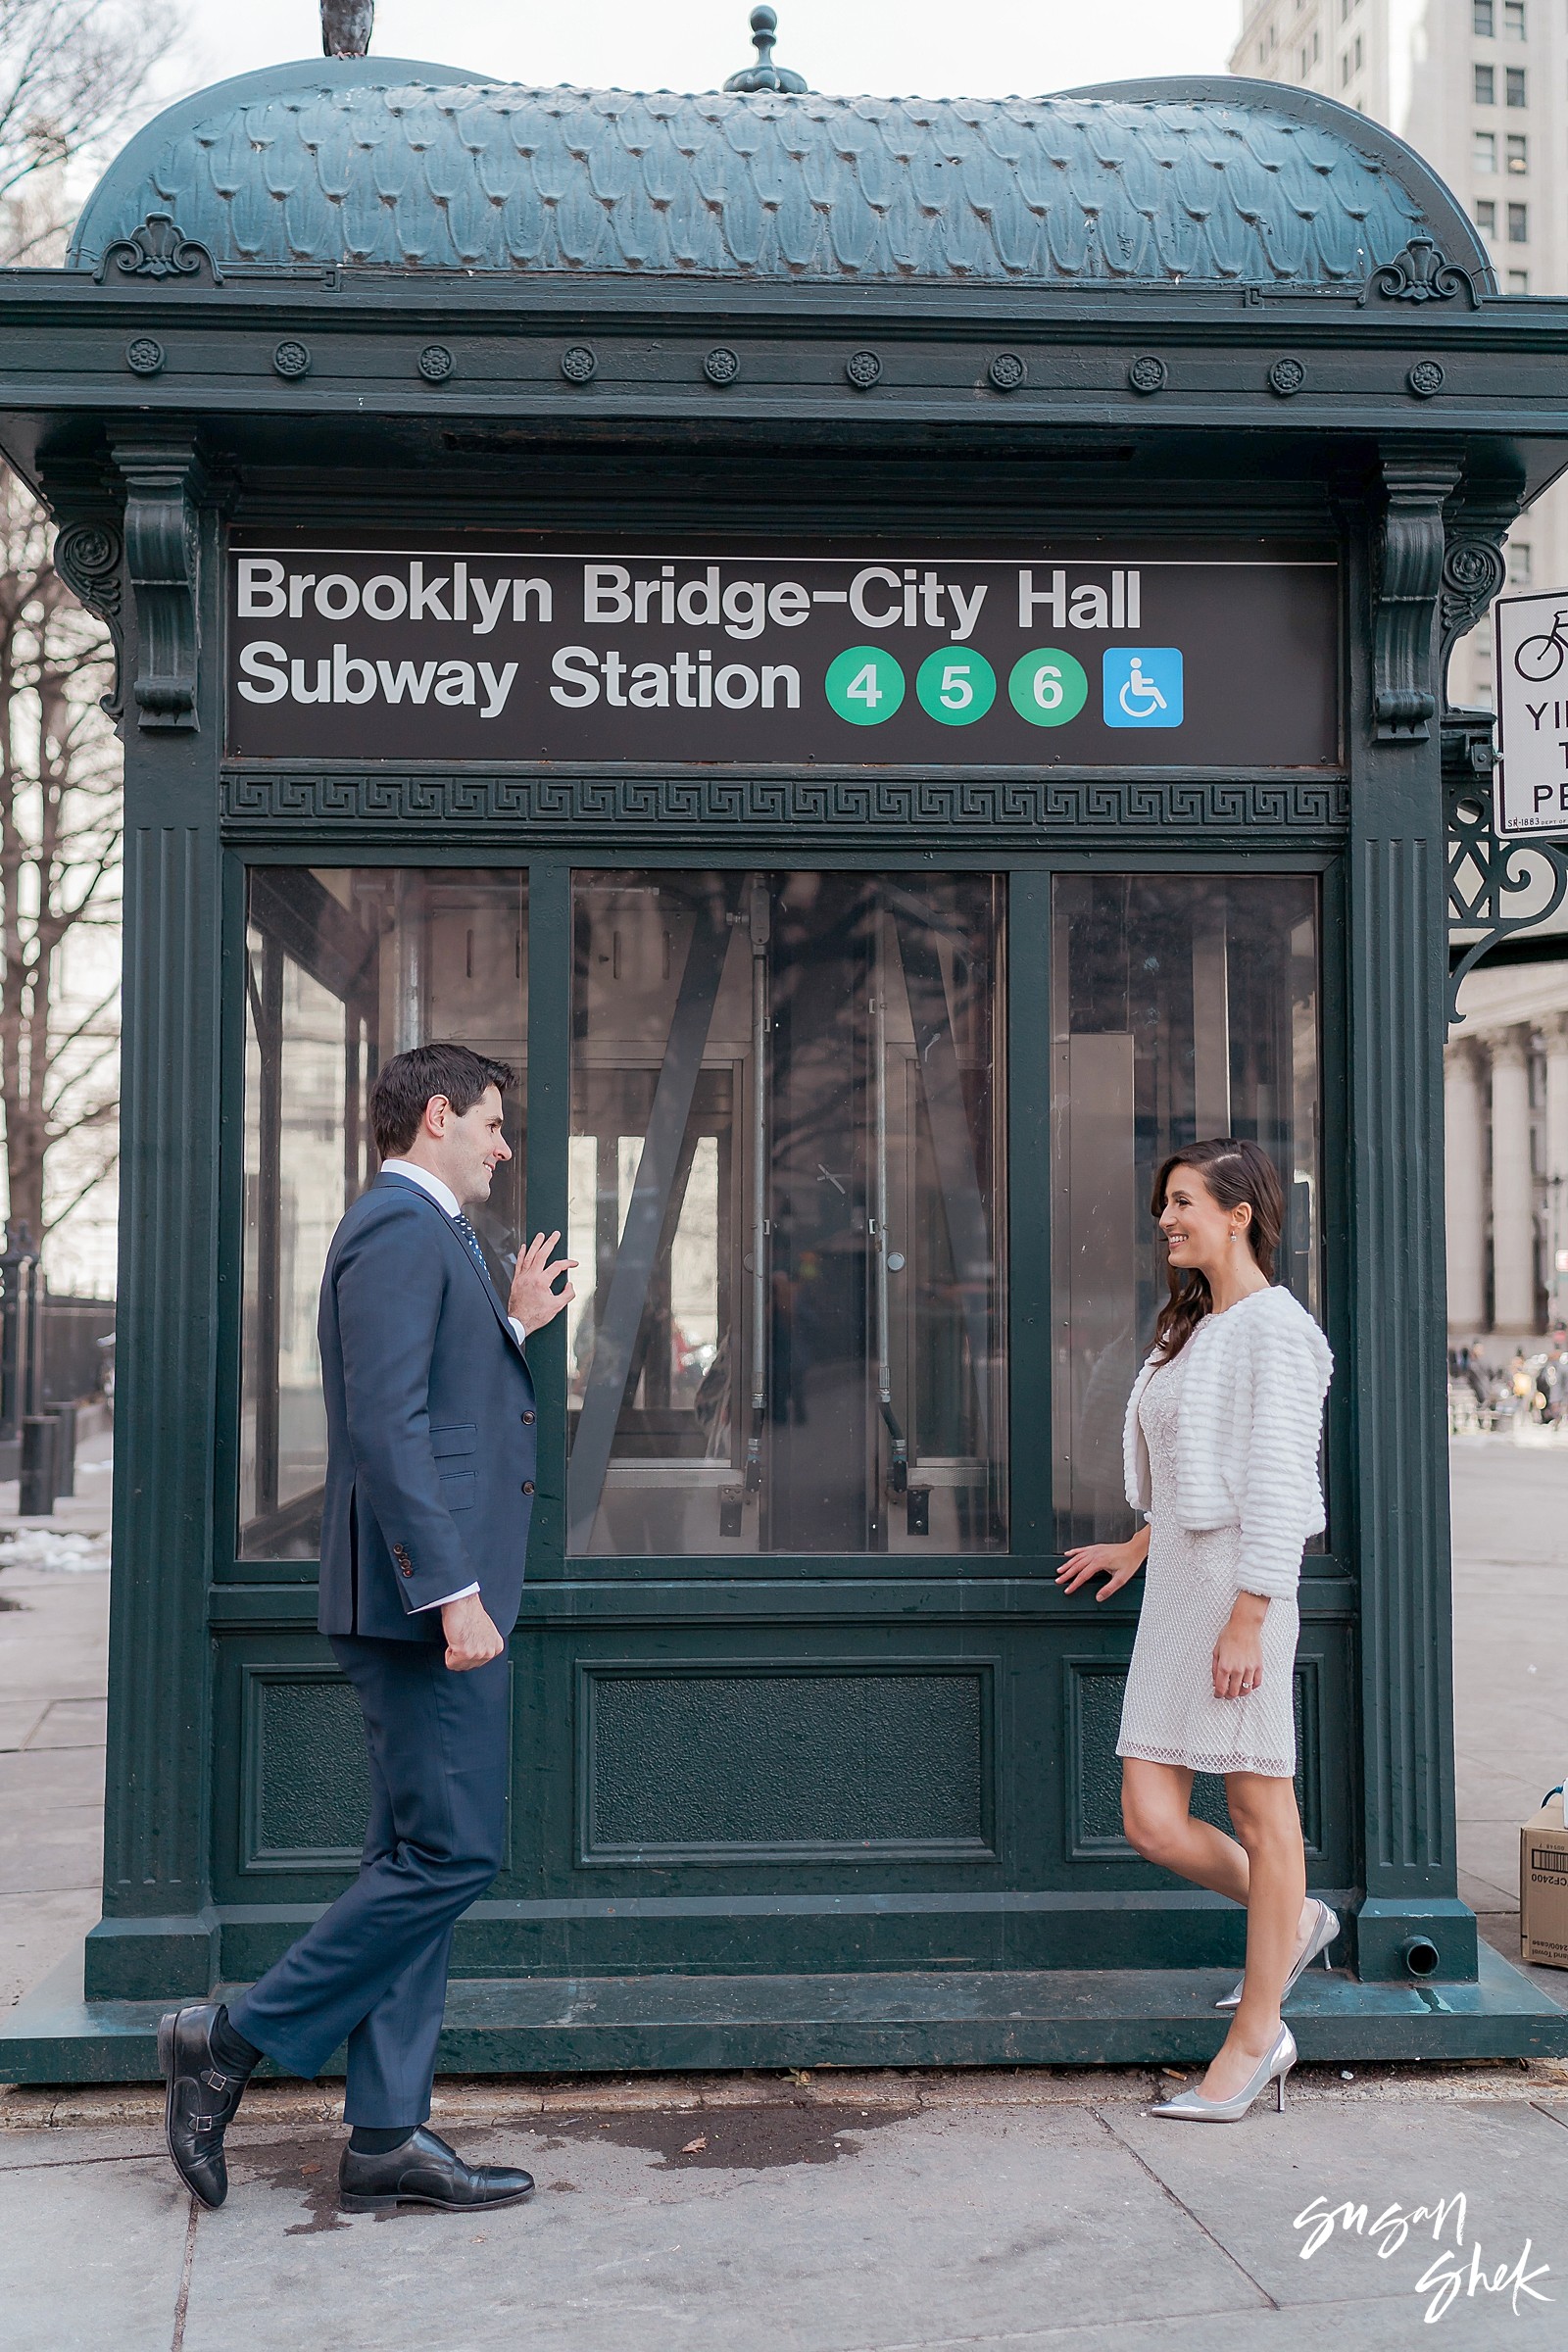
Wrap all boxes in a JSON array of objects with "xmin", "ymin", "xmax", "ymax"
[{"xmin": 369, "ymin": 1042, "xmax": 515, "ymax": 1161}]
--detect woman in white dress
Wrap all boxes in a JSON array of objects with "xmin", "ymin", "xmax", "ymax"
[{"xmin": 1057, "ymin": 1138, "xmax": 1333, "ymax": 2123}]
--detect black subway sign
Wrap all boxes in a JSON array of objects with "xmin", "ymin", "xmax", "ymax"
[{"xmin": 226, "ymin": 546, "xmax": 1339, "ymax": 767}]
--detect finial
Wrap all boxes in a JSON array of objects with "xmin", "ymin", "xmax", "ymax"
[
  {"xmin": 321, "ymin": 1, "xmax": 374, "ymax": 60},
  {"xmin": 724, "ymin": 5, "xmax": 809, "ymax": 95}
]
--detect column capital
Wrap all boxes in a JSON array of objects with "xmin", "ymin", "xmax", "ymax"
[
  {"xmin": 1490, "ymin": 1023, "xmax": 1532, "ymax": 1071},
  {"xmin": 1445, "ymin": 1033, "xmax": 1488, "ymax": 1077},
  {"xmin": 1541, "ymin": 1008, "xmax": 1568, "ymax": 1053}
]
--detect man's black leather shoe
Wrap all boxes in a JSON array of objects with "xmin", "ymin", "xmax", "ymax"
[
  {"xmin": 159, "ymin": 2004, "xmax": 251, "ymax": 2209},
  {"xmin": 338, "ymin": 2126, "xmax": 535, "ymax": 2213}
]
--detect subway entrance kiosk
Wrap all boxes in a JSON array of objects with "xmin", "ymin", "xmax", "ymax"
[{"xmin": 4, "ymin": 26, "xmax": 1567, "ymax": 2079}]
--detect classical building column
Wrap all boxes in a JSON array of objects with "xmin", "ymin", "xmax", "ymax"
[
  {"xmin": 1445, "ymin": 1036, "xmax": 1489, "ymax": 1334},
  {"xmin": 1544, "ymin": 1011, "xmax": 1568, "ymax": 1325},
  {"xmin": 1490, "ymin": 1025, "xmax": 1536, "ymax": 1334}
]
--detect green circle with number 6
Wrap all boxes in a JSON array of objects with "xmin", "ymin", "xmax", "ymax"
[
  {"xmin": 1009, "ymin": 647, "xmax": 1088, "ymax": 727},
  {"xmin": 915, "ymin": 647, "xmax": 997, "ymax": 725},
  {"xmin": 825, "ymin": 645, "xmax": 906, "ymax": 725}
]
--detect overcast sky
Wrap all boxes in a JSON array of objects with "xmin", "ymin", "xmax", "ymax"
[{"xmin": 165, "ymin": 2, "xmax": 1244, "ymax": 108}]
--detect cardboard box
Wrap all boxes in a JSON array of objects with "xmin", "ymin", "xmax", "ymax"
[{"xmin": 1521, "ymin": 1805, "xmax": 1568, "ymax": 1969}]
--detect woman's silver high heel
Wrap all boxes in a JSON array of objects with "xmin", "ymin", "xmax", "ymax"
[
  {"xmin": 1151, "ymin": 2024, "xmax": 1297, "ymax": 2122},
  {"xmin": 1215, "ymin": 1899, "xmax": 1339, "ymax": 2011}
]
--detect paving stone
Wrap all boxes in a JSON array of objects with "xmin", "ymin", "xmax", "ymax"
[
  {"xmin": 1110, "ymin": 2092, "xmax": 1568, "ymax": 2319},
  {"xmin": 24, "ymin": 1697, "xmax": 108, "ymax": 1749},
  {"xmin": 0, "ymin": 2150, "xmax": 189, "ymax": 2352}
]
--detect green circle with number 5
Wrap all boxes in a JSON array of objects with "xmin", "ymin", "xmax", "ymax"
[
  {"xmin": 825, "ymin": 645, "xmax": 906, "ymax": 725},
  {"xmin": 1009, "ymin": 647, "xmax": 1089, "ymax": 727},
  {"xmin": 915, "ymin": 646, "xmax": 997, "ymax": 725}
]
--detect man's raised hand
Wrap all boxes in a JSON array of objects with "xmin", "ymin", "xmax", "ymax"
[{"xmin": 507, "ymin": 1229, "xmax": 577, "ymax": 1333}]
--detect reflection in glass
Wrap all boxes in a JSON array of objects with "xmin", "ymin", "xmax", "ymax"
[
  {"xmin": 567, "ymin": 871, "xmax": 1006, "ymax": 1556},
  {"xmin": 239, "ymin": 868, "xmax": 526, "ymax": 1558},
  {"xmin": 1051, "ymin": 874, "xmax": 1321, "ymax": 1548}
]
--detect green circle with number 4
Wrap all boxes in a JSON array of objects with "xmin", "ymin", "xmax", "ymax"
[
  {"xmin": 1009, "ymin": 647, "xmax": 1088, "ymax": 727},
  {"xmin": 825, "ymin": 645, "xmax": 905, "ymax": 725},
  {"xmin": 915, "ymin": 646, "xmax": 997, "ymax": 725}
]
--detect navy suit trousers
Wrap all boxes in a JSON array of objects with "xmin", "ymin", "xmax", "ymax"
[{"xmin": 229, "ymin": 1635, "xmax": 509, "ymax": 2126}]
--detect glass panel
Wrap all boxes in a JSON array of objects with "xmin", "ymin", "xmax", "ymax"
[
  {"xmin": 239, "ymin": 868, "xmax": 526, "ymax": 1558},
  {"xmin": 568, "ymin": 870, "xmax": 1006, "ymax": 1556},
  {"xmin": 1051, "ymin": 874, "xmax": 1321, "ymax": 1548}
]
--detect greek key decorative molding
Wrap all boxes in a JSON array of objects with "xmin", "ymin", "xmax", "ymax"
[
  {"xmin": 111, "ymin": 439, "xmax": 207, "ymax": 732},
  {"xmin": 1372, "ymin": 456, "xmax": 1461, "ymax": 743},
  {"xmin": 93, "ymin": 211, "xmax": 221, "ymax": 285},
  {"xmin": 220, "ymin": 767, "xmax": 1349, "ymax": 838},
  {"xmin": 1360, "ymin": 234, "xmax": 1479, "ymax": 310},
  {"xmin": 54, "ymin": 520, "xmax": 125, "ymax": 725}
]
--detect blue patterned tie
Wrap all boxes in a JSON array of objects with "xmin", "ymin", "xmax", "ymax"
[{"xmin": 452, "ymin": 1211, "xmax": 490, "ymax": 1276}]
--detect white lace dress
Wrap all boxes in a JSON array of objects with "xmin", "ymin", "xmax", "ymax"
[{"xmin": 1115, "ymin": 1342, "xmax": 1298, "ymax": 1780}]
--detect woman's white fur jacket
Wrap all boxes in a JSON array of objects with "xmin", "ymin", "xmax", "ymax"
[{"xmin": 1121, "ymin": 1284, "xmax": 1333, "ymax": 1601}]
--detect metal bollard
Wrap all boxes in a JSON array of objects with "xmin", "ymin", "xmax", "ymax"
[
  {"xmin": 19, "ymin": 1415, "xmax": 55, "ymax": 1516},
  {"xmin": 48, "ymin": 1402, "xmax": 77, "ymax": 1498}
]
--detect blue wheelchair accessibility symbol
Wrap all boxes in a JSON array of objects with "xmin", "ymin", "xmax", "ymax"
[{"xmin": 1102, "ymin": 647, "xmax": 1183, "ymax": 728}]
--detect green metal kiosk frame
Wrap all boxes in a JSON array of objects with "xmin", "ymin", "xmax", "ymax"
[{"xmin": 3, "ymin": 42, "xmax": 1566, "ymax": 2079}]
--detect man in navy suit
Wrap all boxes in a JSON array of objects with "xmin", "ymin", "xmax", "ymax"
[{"xmin": 160, "ymin": 1043, "xmax": 573, "ymax": 2214}]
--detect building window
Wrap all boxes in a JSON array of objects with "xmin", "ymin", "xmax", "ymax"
[
  {"xmin": 1474, "ymin": 64, "xmax": 1495, "ymax": 103},
  {"xmin": 567, "ymin": 870, "xmax": 1008, "ymax": 1558},
  {"xmin": 1507, "ymin": 269, "xmax": 1530, "ymax": 292},
  {"xmin": 1506, "ymin": 134, "xmax": 1527, "ymax": 172},
  {"xmin": 1506, "ymin": 67, "xmax": 1527, "ymax": 106},
  {"xmin": 1473, "ymin": 0, "xmax": 1494, "ymax": 28},
  {"xmin": 1509, "ymin": 542, "xmax": 1533, "ymax": 583},
  {"xmin": 1475, "ymin": 198, "xmax": 1497, "ymax": 232},
  {"xmin": 1508, "ymin": 201, "xmax": 1528, "ymax": 241},
  {"xmin": 1475, "ymin": 129, "xmax": 1497, "ymax": 172},
  {"xmin": 1312, "ymin": 27, "xmax": 1321, "ymax": 58},
  {"xmin": 1503, "ymin": 0, "xmax": 1525, "ymax": 34},
  {"xmin": 1353, "ymin": 32, "xmax": 1363, "ymax": 70},
  {"xmin": 1340, "ymin": 48, "xmax": 1350, "ymax": 84},
  {"xmin": 239, "ymin": 866, "xmax": 529, "ymax": 1559},
  {"xmin": 1051, "ymin": 874, "xmax": 1322, "ymax": 1547}
]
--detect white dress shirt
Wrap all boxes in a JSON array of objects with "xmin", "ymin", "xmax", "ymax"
[{"xmin": 380, "ymin": 1157, "xmax": 527, "ymax": 1613}]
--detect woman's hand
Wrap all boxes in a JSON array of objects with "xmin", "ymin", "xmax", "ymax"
[
  {"xmin": 1055, "ymin": 1534, "xmax": 1148, "ymax": 1600},
  {"xmin": 1212, "ymin": 1592, "xmax": 1268, "ymax": 1699}
]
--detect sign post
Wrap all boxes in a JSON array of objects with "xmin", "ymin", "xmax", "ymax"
[{"xmin": 1494, "ymin": 588, "xmax": 1568, "ymax": 835}]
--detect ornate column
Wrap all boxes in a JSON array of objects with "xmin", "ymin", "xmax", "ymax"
[
  {"xmin": 1544, "ymin": 1011, "xmax": 1568, "ymax": 1326},
  {"xmin": 1348, "ymin": 448, "xmax": 1477, "ymax": 1982},
  {"xmin": 77, "ymin": 441, "xmax": 225, "ymax": 1998},
  {"xmin": 1490, "ymin": 1026, "xmax": 1536, "ymax": 1334},
  {"xmin": 1445, "ymin": 1036, "xmax": 1489, "ymax": 1333}
]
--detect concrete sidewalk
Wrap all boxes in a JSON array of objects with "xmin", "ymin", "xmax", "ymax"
[
  {"xmin": 0, "ymin": 1420, "xmax": 112, "ymax": 2009},
  {"xmin": 3, "ymin": 2066, "xmax": 1566, "ymax": 2350}
]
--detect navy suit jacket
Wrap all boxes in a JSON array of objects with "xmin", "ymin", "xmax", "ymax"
[{"xmin": 316, "ymin": 1172, "xmax": 538, "ymax": 1642}]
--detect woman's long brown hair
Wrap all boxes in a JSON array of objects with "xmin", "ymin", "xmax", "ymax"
[{"xmin": 1151, "ymin": 1138, "xmax": 1284, "ymax": 1363}]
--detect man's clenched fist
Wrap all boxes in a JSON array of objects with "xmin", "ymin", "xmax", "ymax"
[{"xmin": 441, "ymin": 1592, "xmax": 505, "ymax": 1672}]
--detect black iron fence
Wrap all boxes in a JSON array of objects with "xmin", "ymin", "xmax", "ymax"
[{"xmin": 0, "ymin": 1222, "xmax": 114, "ymax": 1510}]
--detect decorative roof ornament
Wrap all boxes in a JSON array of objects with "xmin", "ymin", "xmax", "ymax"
[
  {"xmin": 321, "ymin": 1, "xmax": 373, "ymax": 60},
  {"xmin": 724, "ymin": 5, "xmax": 808, "ymax": 95}
]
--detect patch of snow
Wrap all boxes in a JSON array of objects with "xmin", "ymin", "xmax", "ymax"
[{"xmin": 0, "ymin": 1528, "xmax": 110, "ymax": 1571}]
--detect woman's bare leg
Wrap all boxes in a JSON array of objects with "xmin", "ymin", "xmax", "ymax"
[
  {"xmin": 1196, "ymin": 1771, "xmax": 1307, "ymax": 2101},
  {"xmin": 1120, "ymin": 1758, "xmax": 1250, "ymax": 1902}
]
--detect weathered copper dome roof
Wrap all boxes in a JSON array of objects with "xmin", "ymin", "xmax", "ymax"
[{"xmin": 67, "ymin": 56, "xmax": 1492, "ymax": 292}]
